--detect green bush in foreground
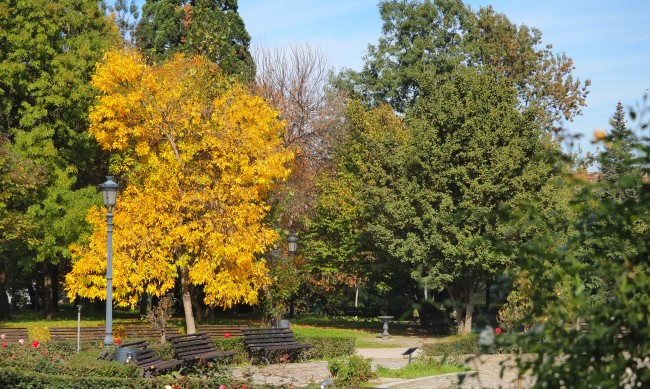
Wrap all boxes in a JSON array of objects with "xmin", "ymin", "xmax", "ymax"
[
  {"xmin": 0, "ymin": 366, "xmax": 248, "ymax": 389},
  {"xmin": 0, "ymin": 343, "xmax": 140, "ymax": 378},
  {"xmin": 328, "ymin": 355, "xmax": 375, "ymax": 387}
]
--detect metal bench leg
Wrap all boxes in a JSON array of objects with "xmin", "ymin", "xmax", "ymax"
[{"xmin": 263, "ymin": 351, "xmax": 271, "ymax": 365}]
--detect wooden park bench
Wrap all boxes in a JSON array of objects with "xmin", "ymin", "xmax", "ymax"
[
  {"xmin": 124, "ymin": 325, "xmax": 180, "ymax": 341},
  {"xmin": 0, "ymin": 327, "xmax": 29, "ymax": 342},
  {"xmin": 49, "ymin": 326, "xmax": 105, "ymax": 341},
  {"xmin": 168, "ymin": 332, "xmax": 236, "ymax": 369},
  {"xmin": 116, "ymin": 340, "xmax": 183, "ymax": 378},
  {"xmin": 242, "ymin": 327, "xmax": 313, "ymax": 365},
  {"xmin": 196, "ymin": 324, "xmax": 248, "ymax": 339}
]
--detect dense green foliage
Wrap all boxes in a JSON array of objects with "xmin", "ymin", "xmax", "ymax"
[
  {"xmin": 311, "ymin": 0, "xmax": 589, "ymax": 334},
  {"xmin": 328, "ymin": 354, "xmax": 376, "ymax": 386},
  {"xmin": 337, "ymin": 0, "xmax": 589, "ymax": 127},
  {"xmin": 421, "ymin": 334, "xmax": 478, "ymax": 356},
  {"xmin": 498, "ymin": 102, "xmax": 650, "ymax": 387},
  {"xmin": 305, "ymin": 103, "xmax": 418, "ymax": 304},
  {"xmin": 0, "ymin": 0, "xmax": 119, "ymax": 318},
  {"xmin": 136, "ymin": 0, "xmax": 254, "ymax": 80},
  {"xmin": 0, "ymin": 366, "xmax": 247, "ymax": 389}
]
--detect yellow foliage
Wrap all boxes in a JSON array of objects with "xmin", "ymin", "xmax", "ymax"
[{"xmin": 66, "ymin": 50, "xmax": 293, "ymax": 309}]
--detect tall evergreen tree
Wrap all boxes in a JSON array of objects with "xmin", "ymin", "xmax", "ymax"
[
  {"xmin": 136, "ymin": 0, "xmax": 254, "ymax": 81},
  {"xmin": 598, "ymin": 102, "xmax": 640, "ymax": 201}
]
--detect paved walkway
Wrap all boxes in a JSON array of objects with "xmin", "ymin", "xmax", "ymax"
[{"xmin": 230, "ymin": 348, "xmax": 533, "ymax": 388}]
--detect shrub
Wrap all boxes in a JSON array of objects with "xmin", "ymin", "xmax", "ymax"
[
  {"xmin": 147, "ymin": 341, "xmax": 176, "ymax": 361},
  {"xmin": 328, "ymin": 355, "xmax": 375, "ymax": 386},
  {"xmin": 212, "ymin": 337, "xmax": 248, "ymax": 364},
  {"xmin": 298, "ymin": 336, "xmax": 355, "ymax": 359},
  {"xmin": 422, "ymin": 334, "xmax": 478, "ymax": 356},
  {"xmin": 0, "ymin": 366, "xmax": 248, "ymax": 389},
  {"xmin": 0, "ymin": 344, "xmax": 140, "ymax": 378}
]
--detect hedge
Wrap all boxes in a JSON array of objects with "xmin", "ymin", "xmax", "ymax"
[
  {"xmin": 0, "ymin": 367, "xmax": 251, "ymax": 389},
  {"xmin": 422, "ymin": 334, "xmax": 478, "ymax": 356}
]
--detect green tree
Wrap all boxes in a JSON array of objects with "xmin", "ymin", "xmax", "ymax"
[
  {"xmin": 598, "ymin": 102, "xmax": 641, "ymax": 201},
  {"xmin": 0, "ymin": 0, "xmax": 118, "ymax": 318},
  {"xmin": 503, "ymin": 100, "xmax": 650, "ymax": 387},
  {"xmin": 0, "ymin": 136, "xmax": 45, "ymax": 319},
  {"xmin": 136, "ymin": 0, "xmax": 254, "ymax": 80},
  {"xmin": 305, "ymin": 103, "xmax": 417, "ymax": 307},
  {"xmin": 395, "ymin": 68, "xmax": 558, "ymax": 333},
  {"xmin": 325, "ymin": 0, "xmax": 588, "ymax": 333},
  {"xmin": 337, "ymin": 0, "xmax": 589, "ymax": 129}
]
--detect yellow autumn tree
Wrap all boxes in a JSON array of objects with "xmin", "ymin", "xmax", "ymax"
[{"xmin": 65, "ymin": 50, "xmax": 293, "ymax": 332}]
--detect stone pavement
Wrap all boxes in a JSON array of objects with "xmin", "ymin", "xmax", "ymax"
[{"xmin": 230, "ymin": 348, "xmax": 532, "ymax": 388}]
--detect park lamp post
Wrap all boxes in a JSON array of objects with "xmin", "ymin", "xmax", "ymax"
[
  {"xmin": 99, "ymin": 176, "xmax": 118, "ymax": 348},
  {"xmin": 287, "ymin": 233, "xmax": 298, "ymax": 256}
]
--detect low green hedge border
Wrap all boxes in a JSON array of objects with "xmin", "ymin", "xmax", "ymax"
[
  {"xmin": 0, "ymin": 366, "xmax": 248, "ymax": 389},
  {"xmin": 422, "ymin": 334, "xmax": 479, "ymax": 356}
]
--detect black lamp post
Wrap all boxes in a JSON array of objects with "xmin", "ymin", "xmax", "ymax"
[
  {"xmin": 99, "ymin": 176, "xmax": 118, "ymax": 348},
  {"xmin": 287, "ymin": 233, "xmax": 298, "ymax": 319}
]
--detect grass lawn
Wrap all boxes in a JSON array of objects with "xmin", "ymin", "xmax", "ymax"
[{"xmin": 375, "ymin": 358, "xmax": 468, "ymax": 379}]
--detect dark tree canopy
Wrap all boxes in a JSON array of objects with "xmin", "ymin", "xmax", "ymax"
[{"xmin": 136, "ymin": 0, "xmax": 255, "ymax": 81}]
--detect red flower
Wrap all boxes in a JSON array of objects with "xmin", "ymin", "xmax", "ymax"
[
  {"xmin": 219, "ymin": 385, "xmax": 227, "ymax": 389},
  {"xmin": 224, "ymin": 333, "xmax": 231, "ymax": 338},
  {"xmin": 114, "ymin": 338, "xmax": 122, "ymax": 344},
  {"xmin": 1, "ymin": 342, "xmax": 6, "ymax": 348},
  {"xmin": 31, "ymin": 340, "xmax": 40, "ymax": 348},
  {"xmin": 495, "ymin": 328, "xmax": 502, "ymax": 335}
]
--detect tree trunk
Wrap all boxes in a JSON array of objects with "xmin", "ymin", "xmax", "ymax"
[
  {"xmin": 43, "ymin": 263, "xmax": 57, "ymax": 319},
  {"xmin": 0, "ymin": 261, "xmax": 10, "ymax": 320},
  {"xmin": 449, "ymin": 281, "xmax": 476, "ymax": 335},
  {"xmin": 180, "ymin": 266, "xmax": 196, "ymax": 334},
  {"xmin": 190, "ymin": 284, "xmax": 205, "ymax": 322},
  {"xmin": 461, "ymin": 288, "xmax": 475, "ymax": 335},
  {"xmin": 139, "ymin": 293, "xmax": 149, "ymax": 316},
  {"xmin": 354, "ymin": 284, "xmax": 359, "ymax": 307},
  {"xmin": 27, "ymin": 282, "xmax": 38, "ymax": 310}
]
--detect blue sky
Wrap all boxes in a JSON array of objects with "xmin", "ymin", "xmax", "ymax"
[{"xmin": 239, "ymin": 0, "xmax": 650, "ymax": 155}]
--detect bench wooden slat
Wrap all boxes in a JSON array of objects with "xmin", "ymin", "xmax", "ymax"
[
  {"xmin": 168, "ymin": 332, "xmax": 236, "ymax": 366},
  {"xmin": 117, "ymin": 340, "xmax": 183, "ymax": 378},
  {"xmin": 196, "ymin": 324, "xmax": 248, "ymax": 338},
  {"xmin": 0, "ymin": 328, "xmax": 29, "ymax": 342},
  {"xmin": 49, "ymin": 326, "xmax": 105, "ymax": 341},
  {"xmin": 242, "ymin": 327, "xmax": 313, "ymax": 365},
  {"xmin": 124, "ymin": 325, "xmax": 180, "ymax": 339}
]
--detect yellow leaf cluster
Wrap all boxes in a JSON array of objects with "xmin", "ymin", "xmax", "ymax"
[{"xmin": 66, "ymin": 50, "xmax": 294, "ymax": 309}]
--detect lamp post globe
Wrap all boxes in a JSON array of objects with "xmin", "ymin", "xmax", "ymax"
[
  {"xmin": 99, "ymin": 176, "xmax": 118, "ymax": 348},
  {"xmin": 288, "ymin": 233, "xmax": 298, "ymax": 256}
]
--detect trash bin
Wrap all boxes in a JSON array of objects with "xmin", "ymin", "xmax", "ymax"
[
  {"xmin": 114, "ymin": 346, "xmax": 136, "ymax": 362},
  {"xmin": 277, "ymin": 319, "xmax": 290, "ymax": 328}
]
